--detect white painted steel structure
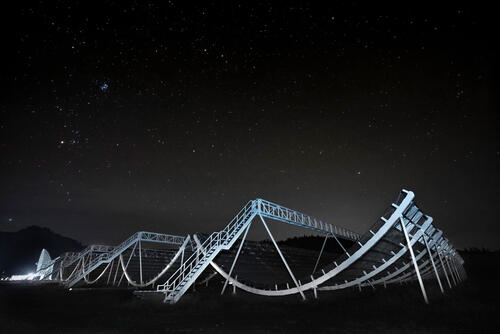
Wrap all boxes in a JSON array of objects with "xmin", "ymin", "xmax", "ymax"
[
  {"xmin": 32, "ymin": 189, "xmax": 465, "ymax": 305},
  {"xmin": 155, "ymin": 190, "xmax": 464, "ymax": 304},
  {"xmin": 36, "ymin": 232, "xmax": 189, "ymax": 288}
]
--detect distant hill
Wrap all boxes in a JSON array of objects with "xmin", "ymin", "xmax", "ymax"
[{"xmin": 0, "ymin": 226, "xmax": 84, "ymax": 277}]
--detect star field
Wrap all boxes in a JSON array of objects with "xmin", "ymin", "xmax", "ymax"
[{"xmin": 1, "ymin": 1, "xmax": 498, "ymax": 249}]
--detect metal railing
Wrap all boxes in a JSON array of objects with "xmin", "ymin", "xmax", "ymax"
[
  {"xmin": 257, "ymin": 199, "xmax": 360, "ymax": 241},
  {"xmin": 157, "ymin": 201, "xmax": 255, "ymax": 296}
]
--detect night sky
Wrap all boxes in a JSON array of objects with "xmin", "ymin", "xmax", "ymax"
[{"xmin": 1, "ymin": 1, "xmax": 497, "ymax": 249}]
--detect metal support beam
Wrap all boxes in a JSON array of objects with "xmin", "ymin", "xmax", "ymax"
[
  {"xmin": 445, "ymin": 256, "xmax": 457, "ymax": 286},
  {"xmin": 112, "ymin": 258, "xmax": 120, "ymax": 285},
  {"xmin": 451, "ymin": 257, "xmax": 462, "ymax": 283},
  {"xmin": 312, "ymin": 235, "xmax": 328, "ymax": 274},
  {"xmin": 81, "ymin": 256, "xmax": 86, "ymax": 278},
  {"xmin": 331, "ymin": 233, "xmax": 350, "ymax": 257},
  {"xmin": 221, "ymin": 222, "xmax": 251, "ymax": 295},
  {"xmin": 400, "ymin": 217, "xmax": 428, "ymax": 304},
  {"xmin": 139, "ymin": 240, "xmax": 143, "ymax": 285},
  {"xmin": 423, "ymin": 236, "xmax": 444, "ymax": 294},
  {"xmin": 451, "ymin": 256, "xmax": 459, "ymax": 285},
  {"xmin": 435, "ymin": 245, "xmax": 452, "ymax": 289},
  {"xmin": 106, "ymin": 258, "xmax": 114, "ymax": 285},
  {"xmin": 180, "ymin": 246, "xmax": 185, "ymax": 270},
  {"xmin": 310, "ymin": 275, "xmax": 318, "ymax": 299},
  {"xmin": 259, "ymin": 214, "xmax": 306, "ymax": 300},
  {"xmin": 459, "ymin": 263, "xmax": 467, "ymax": 280},
  {"xmin": 456, "ymin": 259, "xmax": 464, "ymax": 282},
  {"xmin": 118, "ymin": 242, "xmax": 138, "ymax": 286},
  {"xmin": 455, "ymin": 259, "xmax": 462, "ymax": 282}
]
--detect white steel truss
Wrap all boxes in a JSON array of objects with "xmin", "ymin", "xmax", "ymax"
[
  {"xmin": 41, "ymin": 232, "xmax": 189, "ymax": 288},
  {"xmin": 157, "ymin": 190, "xmax": 464, "ymax": 304},
  {"xmin": 32, "ymin": 189, "xmax": 465, "ymax": 306}
]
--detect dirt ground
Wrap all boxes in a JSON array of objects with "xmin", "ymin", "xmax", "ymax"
[{"xmin": 1, "ymin": 252, "xmax": 498, "ymax": 333}]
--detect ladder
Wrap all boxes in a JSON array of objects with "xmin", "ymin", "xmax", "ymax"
[{"xmin": 157, "ymin": 201, "xmax": 257, "ymax": 303}]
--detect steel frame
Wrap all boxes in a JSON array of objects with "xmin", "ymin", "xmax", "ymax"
[
  {"xmin": 169, "ymin": 190, "xmax": 464, "ymax": 304},
  {"xmin": 32, "ymin": 189, "xmax": 465, "ymax": 306},
  {"xmin": 39, "ymin": 232, "xmax": 189, "ymax": 287}
]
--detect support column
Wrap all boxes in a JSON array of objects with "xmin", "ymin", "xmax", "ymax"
[
  {"xmin": 221, "ymin": 223, "xmax": 251, "ymax": 295},
  {"xmin": 107, "ymin": 258, "xmax": 114, "ymax": 285},
  {"xmin": 400, "ymin": 217, "xmax": 428, "ymax": 304},
  {"xmin": 118, "ymin": 242, "xmax": 138, "ymax": 286},
  {"xmin": 445, "ymin": 256, "xmax": 457, "ymax": 286},
  {"xmin": 139, "ymin": 240, "xmax": 143, "ymax": 285},
  {"xmin": 259, "ymin": 214, "xmax": 306, "ymax": 300},
  {"xmin": 332, "ymin": 233, "xmax": 350, "ymax": 257},
  {"xmin": 435, "ymin": 244, "xmax": 452, "ymax": 289},
  {"xmin": 459, "ymin": 263, "xmax": 467, "ymax": 280},
  {"xmin": 311, "ymin": 275, "xmax": 318, "ymax": 299},
  {"xmin": 180, "ymin": 245, "xmax": 185, "ymax": 269},
  {"xmin": 81, "ymin": 256, "xmax": 86, "ymax": 279},
  {"xmin": 456, "ymin": 259, "xmax": 464, "ymax": 282},
  {"xmin": 113, "ymin": 258, "xmax": 120, "ymax": 285},
  {"xmin": 451, "ymin": 257, "xmax": 462, "ymax": 283},
  {"xmin": 312, "ymin": 235, "xmax": 328, "ymax": 274},
  {"xmin": 423, "ymin": 236, "xmax": 444, "ymax": 294}
]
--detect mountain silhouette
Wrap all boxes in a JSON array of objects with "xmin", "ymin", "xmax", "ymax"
[{"xmin": 0, "ymin": 226, "xmax": 83, "ymax": 277}]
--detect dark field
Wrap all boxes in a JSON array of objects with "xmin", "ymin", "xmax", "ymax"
[{"xmin": 1, "ymin": 251, "xmax": 499, "ymax": 333}]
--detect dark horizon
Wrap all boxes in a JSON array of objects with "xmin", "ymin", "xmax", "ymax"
[{"xmin": 1, "ymin": 1, "xmax": 498, "ymax": 250}]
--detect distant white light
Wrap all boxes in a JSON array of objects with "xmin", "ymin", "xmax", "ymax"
[
  {"xmin": 100, "ymin": 83, "xmax": 109, "ymax": 91},
  {"xmin": 9, "ymin": 272, "xmax": 37, "ymax": 281}
]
